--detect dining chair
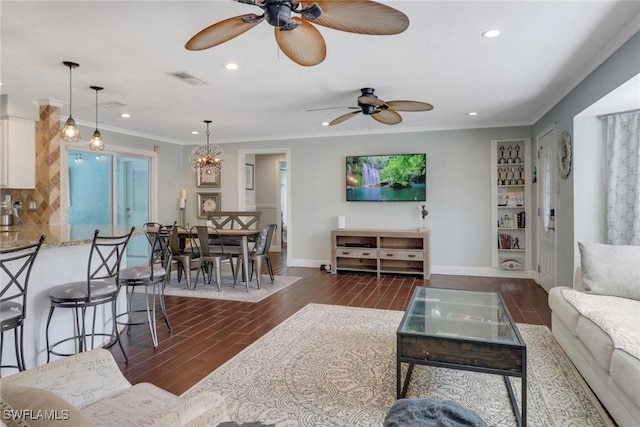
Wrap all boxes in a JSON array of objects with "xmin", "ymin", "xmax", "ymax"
[
  {"xmin": 168, "ymin": 224, "xmax": 202, "ymax": 290},
  {"xmin": 117, "ymin": 229, "xmax": 173, "ymax": 348},
  {"xmin": 194, "ymin": 226, "xmax": 235, "ymax": 291},
  {"xmin": 143, "ymin": 222, "xmax": 164, "ymax": 258},
  {"xmin": 46, "ymin": 228, "xmax": 135, "ymax": 363},
  {"xmin": 234, "ymin": 224, "xmax": 277, "ymax": 289},
  {"xmin": 0, "ymin": 235, "xmax": 45, "ymax": 375}
]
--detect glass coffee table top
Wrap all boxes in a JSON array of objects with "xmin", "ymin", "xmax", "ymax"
[
  {"xmin": 398, "ymin": 287, "xmax": 520, "ymax": 344},
  {"xmin": 396, "ymin": 287, "xmax": 527, "ymax": 426}
]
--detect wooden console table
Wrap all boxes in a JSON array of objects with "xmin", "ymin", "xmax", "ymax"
[{"xmin": 331, "ymin": 229, "xmax": 430, "ymax": 279}]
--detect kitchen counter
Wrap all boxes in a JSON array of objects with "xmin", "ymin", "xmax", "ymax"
[
  {"xmin": 0, "ymin": 224, "xmax": 144, "ymax": 373},
  {"xmin": 0, "ymin": 224, "xmax": 142, "ymax": 250}
]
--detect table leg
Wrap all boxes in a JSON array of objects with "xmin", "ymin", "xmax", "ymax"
[
  {"xmin": 398, "ymin": 362, "xmax": 414, "ymax": 399},
  {"xmin": 241, "ymin": 235, "xmax": 250, "ymax": 292},
  {"xmin": 504, "ymin": 376, "xmax": 525, "ymax": 427}
]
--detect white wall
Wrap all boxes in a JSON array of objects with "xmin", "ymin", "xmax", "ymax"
[
  {"xmin": 532, "ymin": 31, "xmax": 640, "ymax": 286},
  {"xmin": 190, "ymin": 126, "xmax": 531, "ymax": 274}
]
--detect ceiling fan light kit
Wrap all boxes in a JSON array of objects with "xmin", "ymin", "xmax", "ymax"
[{"xmin": 185, "ymin": 0, "xmax": 409, "ymax": 66}]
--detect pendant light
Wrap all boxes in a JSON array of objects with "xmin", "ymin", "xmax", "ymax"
[
  {"xmin": 189, "ymin": 120, "xmax": 224, "ymax": 174},
  {"xmin": 60, "ymin": 61, "xmax": 81, "ymax": 142},
  {"xmin": 89, "ymin": 86, "xmax": 105, "ymax": 151}
]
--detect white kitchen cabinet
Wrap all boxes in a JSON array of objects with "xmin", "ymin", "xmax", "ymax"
[{"xmin": 0, "ymin": 95, "xmax": 39, "ymax": 189}]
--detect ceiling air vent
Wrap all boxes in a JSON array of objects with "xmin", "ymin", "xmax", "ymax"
[
  {"xmin": 167, "ymin": 71, "xmax": 207, "ymax": 86},
  {"xmin": 99, "ymin": 101, "xmax": 128, "ymax": 108}
]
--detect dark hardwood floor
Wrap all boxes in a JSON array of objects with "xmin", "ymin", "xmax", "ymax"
[{"xmin": 110, "ymin": 250, "xmax": 551, "ymax": 396}]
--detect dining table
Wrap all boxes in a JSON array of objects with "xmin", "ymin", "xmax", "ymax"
[{"xmin": 177, "ymin": 227, "xmax": 261, "ymax": 292}]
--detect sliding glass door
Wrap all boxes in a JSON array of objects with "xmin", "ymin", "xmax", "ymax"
[
  {"xmin": 68, "ymin": 151, "xmax": 113, "ymax": 224},
  {"xmin": 68, "ymin": 149, "xmax": 151, "ymax": 266}
]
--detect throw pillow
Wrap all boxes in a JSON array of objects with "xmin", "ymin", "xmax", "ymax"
[
  {"xmin": 578, "ymin": 242, "xmax": 640, "ymax": 300},
  {"xmin": 0, "ymin": 384, "xmax": 96, "ymax": 427}
]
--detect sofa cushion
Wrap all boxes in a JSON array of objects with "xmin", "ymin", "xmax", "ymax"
[
  {"xmin": 575, "ymin": 316, "xmax": 615, "ymax": 372},
  {"xmin": 1, "ymin": 349, "xmax": 131, "ymax": 410},
  {"xmin": 548, "ymin": 287, "xmax": 580, "ymax": 335},
  {"xmin": 560, "ymin": 288, "xmax": 640, "ymax": 361},
  {"xmin": 610, "ymin": 350, "xmax": 640, "ymax": 408},
  {"xmin": 80, "ymin": 382, "xmax": 181, "ymax": 426},
  {"xmin": 1, "ymin": 384, "xmax": 95, "ymax": 427},
  {"xmin": 578, "ymin": 242, "xmax": 640, "ymax": 300}
]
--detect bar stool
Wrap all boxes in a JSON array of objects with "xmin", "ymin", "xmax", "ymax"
[
  {"xmin": 117, "ymin": 228, "xmax": 172, "ymax": 348},
  {"xmin": 46, "ymin": 228, "xmax": 134, "ymax": 363},
  {"xmin": 0, "ymin": 235, "xmax": 45, "ymax": 376}
]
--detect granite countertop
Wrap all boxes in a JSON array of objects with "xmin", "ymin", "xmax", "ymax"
[{"xmin": 0, "ymin": 224, "xmax": 143, "ymax": 251}]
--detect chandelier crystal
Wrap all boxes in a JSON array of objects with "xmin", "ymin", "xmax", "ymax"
[{"xmin": 189, "ymin": 120, "xmax": 223, "ymax": 174}]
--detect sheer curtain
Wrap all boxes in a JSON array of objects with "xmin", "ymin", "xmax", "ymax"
[{"xmin": 606, "ymin": 110, "xmax": 640, "ymax": 245}]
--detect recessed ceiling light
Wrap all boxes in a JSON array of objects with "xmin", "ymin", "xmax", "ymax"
[
  {"xmin": 224, "ymin": 63, "xmax": 238, "ymax": 70},
  {"xmin": 120, "ymin": 113, "xmax": 130, "ymax": 118},
  {"xmin": 322, "ymin": 122, "xmax": 329, "ymax": 126},
  {"xmin": 482, "ymin": 29, "xmax": 502, "ymax": 38},
  {"xmin": 192, "ymin": 131, "xmax": 199, "ymax": 135},
  {"xmin": 468, "ymin": 112, "xmax": 478, "ymax": 116}
]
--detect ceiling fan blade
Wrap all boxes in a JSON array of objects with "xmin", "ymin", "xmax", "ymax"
[
  {"xmin": 308, "ymin": 106, "xmax": 359, "ymax": 111},
  {"xmin": 358, "ymin": 95, "xmax": 385, "ymax": 107},
  {"xmin": 299, "ymin": 1, "xmax": 409, "ymax": 35},
  {"xmin": 330, "ymin": 111, "xmax": 361, "ymax": 125},
  {"xmin": 185, "ymin": 14, "xmax": 264, "ymax": 50},
  {"xmin": 371, "ymin": 109, "xmax": 402, "ymax": 125},
  {"xmin": 386, "ymin": 100, "xmax": 434, "ymax": 112},
  {"xmin": 275, "ymin": 17, "xmax": 326, "ymax": 66}
]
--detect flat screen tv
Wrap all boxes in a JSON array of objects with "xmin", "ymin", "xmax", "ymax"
[{"xmin": 346, "ymin": 153, "xmax": 426, "ymax": 202}]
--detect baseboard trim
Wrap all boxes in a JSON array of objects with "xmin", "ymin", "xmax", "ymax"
[{"xmin": 291, "ymin": 259, "xmax": 535, "ymax": 279}]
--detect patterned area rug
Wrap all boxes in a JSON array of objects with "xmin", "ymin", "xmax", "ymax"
[
  {"xmin": 185, "ymin": 304, "xmax": 615, "ymax": 427},
  {"xmin": 163, "ymin": 271, "xmax": 301, "ymax": 303}
]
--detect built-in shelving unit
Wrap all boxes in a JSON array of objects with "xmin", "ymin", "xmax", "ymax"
[
  {"xmin": 331, "ymin": 229, "xmax": 430, "ymax": 279},
  {"xmin": 490, "ymin": 139, "xmax": 532, "ymax": 276}
]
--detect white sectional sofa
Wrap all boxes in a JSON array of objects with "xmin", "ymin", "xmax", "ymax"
[
  {"xmin": 548, "ymin": 242, "xmax": 640, "ymax": 427},
  {"xmin": 0, "ymin": 348, "xmax": 230, "ymax": 427}
]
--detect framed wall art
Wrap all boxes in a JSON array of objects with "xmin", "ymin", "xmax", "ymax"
[
  {"xmin": 196, "ymin": 167, "xmax": 220, "ymax": 188},
  {"xmin": 245, "ymin": 163, "xmax": 254, "ymax": 190},
  {"xmin": 197, "ymin": 192, "xmax": 221, "ymax": 219}
]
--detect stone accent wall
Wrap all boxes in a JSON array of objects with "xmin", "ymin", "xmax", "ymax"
[{"xmin": 3, "ymin": 102, "xmax": 62, "ymax": 225}]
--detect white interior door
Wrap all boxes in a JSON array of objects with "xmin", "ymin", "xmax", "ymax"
[{"xmin": 537, "ymin": 127, "xmax": 557, "ymax": 291}]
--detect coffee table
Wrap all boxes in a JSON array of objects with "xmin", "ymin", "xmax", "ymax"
[{"xmin": 397, "ymin": 287, "xmax": 527, "ymax": 426}]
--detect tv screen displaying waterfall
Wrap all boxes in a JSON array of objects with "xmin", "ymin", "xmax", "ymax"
[{"xmin": 346, "ymin": 153, "xmax": 426, "ymax": 202}]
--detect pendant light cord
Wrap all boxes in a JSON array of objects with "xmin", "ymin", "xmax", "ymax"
[
  {"xmin": 68, "ymin": 65, "xmax": 73, "ymax": 117},
  {"xmin": 95, "ymin": 88, "xmax": 98, "ymax": 129}
]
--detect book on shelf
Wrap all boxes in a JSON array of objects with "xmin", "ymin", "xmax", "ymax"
[{"xmin": 498, "ymin": 233, "xmax": 512, "ymax": 249}]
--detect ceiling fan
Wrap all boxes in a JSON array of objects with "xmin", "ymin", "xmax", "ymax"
[
  {"xmin": 185, "ymin": 0, "xmax": 409, "ymax": 66},
  {"xmin": 311, "ymin": 88, "xmax": 434, "ymax": 126}
]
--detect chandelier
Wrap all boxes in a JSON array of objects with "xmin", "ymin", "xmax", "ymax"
[{"xmin": 189, "ymin": 120, "xmax": 223, "ymax": 174}]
